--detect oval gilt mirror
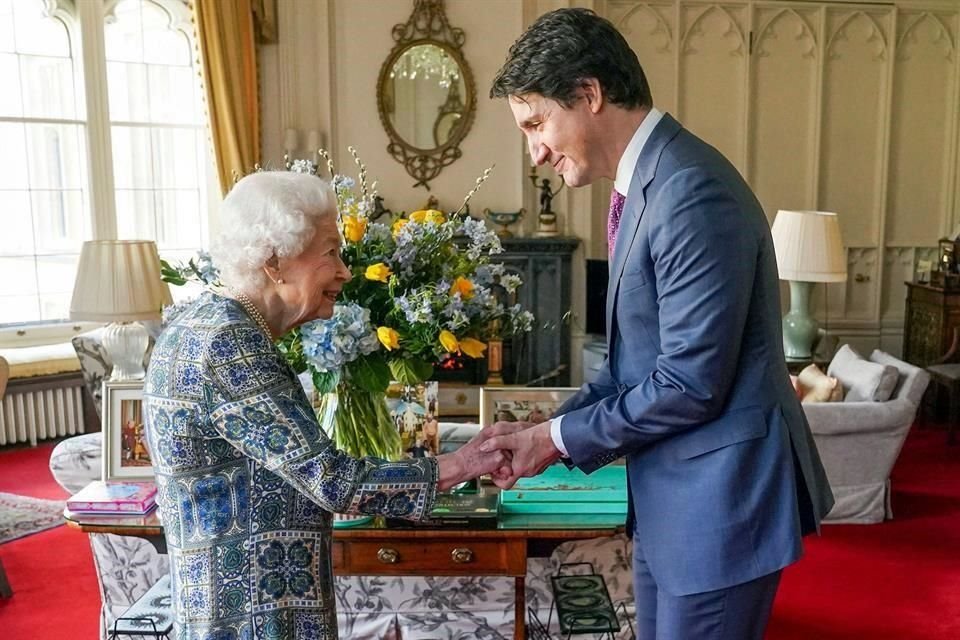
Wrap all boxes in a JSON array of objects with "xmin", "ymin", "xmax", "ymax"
[{"xmin": 376, "ymin": 0, "xmax": 475, "ymax": 189}]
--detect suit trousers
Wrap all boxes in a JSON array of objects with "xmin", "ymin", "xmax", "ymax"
[{"xmin": 633, "ymin": 534, "xmax": 782, "ymax": 639}]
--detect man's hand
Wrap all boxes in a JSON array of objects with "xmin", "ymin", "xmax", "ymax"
[{"xmin": 479, "ymin": 420, "xmax": 561, "ymax": 489}]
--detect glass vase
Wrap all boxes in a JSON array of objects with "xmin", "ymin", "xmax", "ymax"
[
  {"xmin": 320, "ymin": 382, "xmax": 402, "ymax": 462},
  {"xmin": 317, "ymin": 381, "xmax": 403, "ymax": 528}
]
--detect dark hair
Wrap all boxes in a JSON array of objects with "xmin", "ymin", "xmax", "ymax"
[{"xmin": 490, "ymin": 8, "xmax": 652, "ymax": 110}]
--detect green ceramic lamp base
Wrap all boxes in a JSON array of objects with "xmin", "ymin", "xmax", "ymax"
[{"xmin": 782, "ymin": 280, "xmax": 819, "ymax": 360}]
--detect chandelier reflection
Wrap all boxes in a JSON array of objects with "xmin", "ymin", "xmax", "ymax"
[{"xmin": 389, "ymin": 44, "xmax": 461, "ymax": 88}]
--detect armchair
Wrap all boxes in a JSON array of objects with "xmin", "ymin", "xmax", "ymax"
[{"xmin": 804, "ymin": 348, "xmax": 929, "ymax": 524}]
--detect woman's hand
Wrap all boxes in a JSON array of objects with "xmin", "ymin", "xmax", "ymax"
[{"xmin": 436, "ymin": 429, "xmax": 512, "ymax": 491}]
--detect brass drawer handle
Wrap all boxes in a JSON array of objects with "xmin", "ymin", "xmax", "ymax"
[
  {"xmin": 377, "ymin": 547, "xmax": 400, "ymax": 564},
  {"xmin": 451, "ymin": 547, "xmax": 474, "ymax": 564}
]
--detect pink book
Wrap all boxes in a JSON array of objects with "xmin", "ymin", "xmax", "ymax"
[{"xmin": 67, "ymin": 481, "xmax": 157, "ymax": 514}]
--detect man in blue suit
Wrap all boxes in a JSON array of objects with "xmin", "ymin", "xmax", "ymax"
[{"xmin": 483, "ymin": 9, "xmax": 834, "ymax": 638}]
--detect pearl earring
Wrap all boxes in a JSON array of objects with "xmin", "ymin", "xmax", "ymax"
[{"xmin": 277, "ymin": 278, "xmax": 285, "ymax": 285}]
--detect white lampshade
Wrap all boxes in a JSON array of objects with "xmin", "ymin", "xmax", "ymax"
[
  {"xmin": 771, "ymin": 210, "xmax": 847, "ymax": 283},
  {"xmin": 70, "ymin": 240, "xmax": 172, "ymax": 322}
]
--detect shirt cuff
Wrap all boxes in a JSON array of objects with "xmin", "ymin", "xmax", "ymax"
[{"xmin": 550, "ymin": 415, "xmax": 569, "ymax": 458}]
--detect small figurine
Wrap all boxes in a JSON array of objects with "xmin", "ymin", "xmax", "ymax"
[
  {"xmin": 370, "ymin": 194, "xmax": 392, "ymax": 221},
  {"xmin": 530, "ymin": 168, "xmax": 564, "ymax": 237},
  {"xmin": 539, "ymin": 178, "xmax": 556, "ymax": 215}
]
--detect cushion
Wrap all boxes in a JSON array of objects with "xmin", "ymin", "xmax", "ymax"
[
  {"xmin": 789, "ymin": 375, "xmax": 803, "ymax": 400},
  {"xmin": 0, "ymin": 342, "xmax": 81, "ymax": 379},
  {"xmin": 828, "ymin": 344, "xmax": 899, "ymax": 403},
  {"xmin": 797, "ymin": 364, "xmax": 844, "ymax": 403}
]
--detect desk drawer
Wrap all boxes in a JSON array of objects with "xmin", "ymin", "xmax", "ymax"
[{"xmin": 333, "ymin": 538, "xmax": 524, "ymax": 576}]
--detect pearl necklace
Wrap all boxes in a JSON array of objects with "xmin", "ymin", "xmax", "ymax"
[{"xmin": 229, "ymin": 288, "xmax": 273, "ymax": 338}]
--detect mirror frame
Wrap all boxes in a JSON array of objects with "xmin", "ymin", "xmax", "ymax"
[{"xmin": 376, "ymin": 0, "xmax": 476, "ymax": 189}]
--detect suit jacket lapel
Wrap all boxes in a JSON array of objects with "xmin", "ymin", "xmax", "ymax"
[{"xmin": 606, "ymin": 114, "xmax": 683, "ymax": 338}]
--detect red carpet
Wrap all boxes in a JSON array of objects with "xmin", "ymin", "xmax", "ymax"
[
  {"xmin": 769, "ymin": 427, "xmax": 960, "ymax": 639},
  {"xmin": 0, "ymin": 442, "xmax": 72, "ymax": 500},
  {"xmin": 0, "ymin": 441, "xmax": 100, "ymax": 640},
  {"xmin": 0, "ymin": 431, "xmax": 957, "ymax": 638}
]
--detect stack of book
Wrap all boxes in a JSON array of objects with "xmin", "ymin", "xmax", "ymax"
[
  {"xmin": 429, "ymin": 491, "xmax": 499, "ymax": 528},
  {"xmin": 67, "ymin": 480, "xmax": 158, "ymax": 515},
  {"xmin": 387, "ymin": 491, "xmax": 500, "ymax": 529}
]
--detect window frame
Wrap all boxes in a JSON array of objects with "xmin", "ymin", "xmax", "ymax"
[{"xmin": 0, "ymin": 0, "xmax": 218, "ymax": 347}]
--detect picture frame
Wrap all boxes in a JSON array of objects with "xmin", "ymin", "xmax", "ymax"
[
  {"xmin": 102, "ymin": 380, "xmax": 154, "ymax": 481},
  {"xmin": 386, "ymin": 380, "xmax": 440, "ymax": 459},
  {"xmin": 479, "ymin": 386, "xmax": 579, "ymax": 427}
]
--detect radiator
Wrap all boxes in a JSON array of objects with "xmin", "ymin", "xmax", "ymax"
[{"xmin": 0, "ymin": 374, "xmax": 86, "ymax": 446}]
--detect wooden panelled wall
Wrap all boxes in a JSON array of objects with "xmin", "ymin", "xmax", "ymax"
[{"xmin": 604, "ymin": 0, "xmax": 960, "ymax": 357}]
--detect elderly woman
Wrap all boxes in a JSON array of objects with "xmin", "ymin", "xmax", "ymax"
[{"xmin": 143, "ymin": 171, "xmax": 505, "ymax": 640}]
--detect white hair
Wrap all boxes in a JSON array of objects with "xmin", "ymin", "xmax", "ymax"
[{"xmin": 212, "ymin": 171, "xmax": 337, "ymax": 292}]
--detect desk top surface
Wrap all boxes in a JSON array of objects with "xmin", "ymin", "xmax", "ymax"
[{"xmin": 63, "ymin": 507, "xmax": 625, "ymax": 539}]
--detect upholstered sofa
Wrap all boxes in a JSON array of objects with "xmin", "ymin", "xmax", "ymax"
[
  {"xmin": 51, "ymin": 330, "xmax": 636, "ymax": 639},
  {"xmin": 803, "ymin": 346, "xmax": 930, "ymax": 524}
]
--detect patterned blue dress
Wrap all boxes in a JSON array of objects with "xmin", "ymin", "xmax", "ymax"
[{"xmin": 144, "ymin": 292, "xmax": 438, "ymax": 640}]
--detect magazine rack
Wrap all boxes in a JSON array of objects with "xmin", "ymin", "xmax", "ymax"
[{"xmin": 528, "ymin": 561, "xmax": 635, "ymax": 640}]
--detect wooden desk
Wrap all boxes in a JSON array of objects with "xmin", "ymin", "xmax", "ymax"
[{"xmin": 64, "ymin": 508, "xmax": 623, "ymax": 640}]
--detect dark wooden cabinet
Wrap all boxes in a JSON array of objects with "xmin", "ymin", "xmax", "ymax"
[
  {"xmin": 498, "ymin": 237, "xmax": 579, "ymax": 386},
  {"xmin": 903, "ymin": 282, "xmax": 960, "ymax": 367}
]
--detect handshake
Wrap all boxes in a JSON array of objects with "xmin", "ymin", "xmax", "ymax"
[{"xmin": 437, "ymin": 420, "xmax": 563, "ymax": 491}]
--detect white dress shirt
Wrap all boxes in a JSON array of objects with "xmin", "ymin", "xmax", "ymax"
[{"xmin": 549, "ymin": 107, "xmax": 664, "ymax": 457}]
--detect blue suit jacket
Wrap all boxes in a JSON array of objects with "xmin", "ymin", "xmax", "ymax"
[{"xmin": 558, "ymin": 114, "xmax": 834, "ymax": 596}]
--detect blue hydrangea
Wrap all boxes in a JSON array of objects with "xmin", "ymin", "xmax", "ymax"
[{"xmin": 301, "ymin": 303, "xmax": 380, "ymax": 372}]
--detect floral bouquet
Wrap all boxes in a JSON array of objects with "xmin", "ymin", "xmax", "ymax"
[
  {"xmin": 162, "ymin": 149, "xmax": 534, "ymax": 461},
  {"xmin": 288, "ymin": 148, "xmax": 533, "ymax": 459}
]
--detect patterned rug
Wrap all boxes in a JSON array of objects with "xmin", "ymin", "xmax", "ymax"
[{"xmin": 0, "ymin": 492, "xmax": 66, "ymax": 544}]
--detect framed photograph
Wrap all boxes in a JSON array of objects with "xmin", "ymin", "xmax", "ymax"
[
  {"xmin": 102, "ymin": 380, "xmax": 154, "ymax": 481},
  {"xmin": 480, "ymin": 386, "xmax": 579, "ymax": 427},
  {"xmin": 386, "ymin": 380, "xmax": 440, "ymax": 458}
]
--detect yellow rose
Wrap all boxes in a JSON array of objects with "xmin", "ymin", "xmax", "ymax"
[
  {"xmin": 449, "ymin": 276, "xmax": 474, "ymax": 300},
  {"xmin": 377, "ymin": 326, "xmax": 400, "ymax": 351},
  {"xmin": 364, "ymin": 263, "xmax": 392, "ymax": 283},
  {"xmin": 342, "ymin": 215, "xmax": 367, "ymax": 243},
  {"xmin": 392, "ymin": 218, "xmax": 409, "ymax": 236},
  {"xmin": 439, "ymin": 330, "xmax": 459, "ymax": 353},
  {"xmin": 409, "ymin": 209, "xmax": 445, "ymax": 224},
  {"xmin": 459, "ymin": 338, "xmax": 487, "ymax": 359}
]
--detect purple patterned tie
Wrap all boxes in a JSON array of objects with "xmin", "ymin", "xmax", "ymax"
[{"xmin": 608, "ymin": 188, "xmax": 626, "ymax": 258}]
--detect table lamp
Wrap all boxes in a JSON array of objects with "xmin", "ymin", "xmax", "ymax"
[
  {"xmin": 770, "ymin": 210, "xmax": 847, "ymax": 360},
  {"xmin": 70, "ymin": 240, "xmax": 172, "ymax": 380}
]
